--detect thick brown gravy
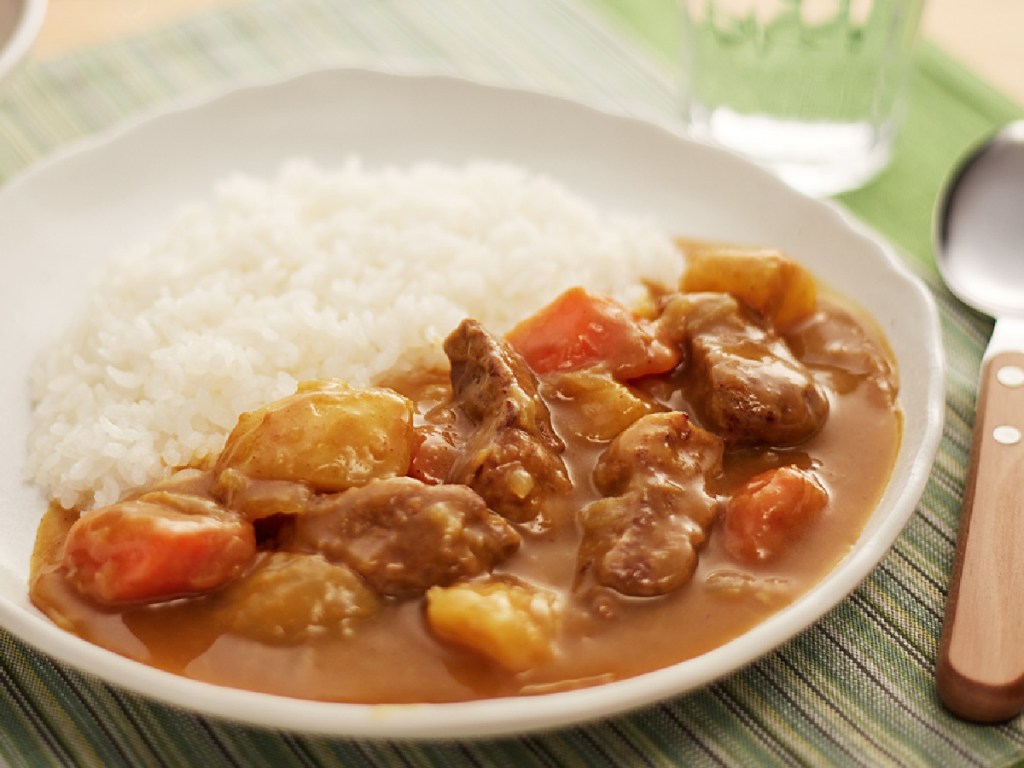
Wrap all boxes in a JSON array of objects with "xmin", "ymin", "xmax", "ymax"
[{"xmin": 29, "ymin": 302, "xmax": 900, "ymax": 704}]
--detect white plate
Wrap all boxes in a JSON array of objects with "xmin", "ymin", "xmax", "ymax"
[{"xmin": 0, "ymin": 67, "xmax": 944, "ymax": 739}]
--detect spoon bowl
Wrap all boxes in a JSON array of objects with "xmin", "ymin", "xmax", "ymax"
[
  {"xmin": 935, "ymin": 120, "xmax": 1024, "ymax": 723},
  {"xmin": 938, "ymin": 121, "xmax": 1024, "ymax": 322}
]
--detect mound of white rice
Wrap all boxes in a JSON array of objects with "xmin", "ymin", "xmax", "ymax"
[{"xmin": 27, "ymin": 158, "xmax": 681, "ymax": 510}]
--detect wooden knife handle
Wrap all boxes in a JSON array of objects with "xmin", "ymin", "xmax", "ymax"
[{"xmin": 937, "ymin": 351, "xmax": 1024, "ymax": 722}]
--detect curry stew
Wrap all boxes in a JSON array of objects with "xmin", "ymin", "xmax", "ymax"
[{"xmin": 30, "ymin": 243, "xmax": 901, "ymax": 703}]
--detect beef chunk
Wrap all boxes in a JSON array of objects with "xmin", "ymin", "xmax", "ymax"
[
  {"xmin": 444, "ymin": 319, "xmax": 571, "ymax": 523},
  {"xmin": 785, "ymin": 302, "xmax": 897, "ymax": 406},
  {"xmin": 577, "ymin": 411, "xmax": 723, "ymax": 597},
  {"xmin": 580, "ymin": 489, "xmax": 707, "ymax": 598},
  {"xmin": 591, "ymin": 410, "xmax": 723, "ymax": 500},
  {"xmin": 284, "ymin": 476, "xmax": 520, "ymax": 598},
  {"xmin": 661, "ymin": 293, "xmax": 829, "ymax": 447}
]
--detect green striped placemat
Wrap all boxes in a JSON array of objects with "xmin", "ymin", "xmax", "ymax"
[{"xmin": 1, "ymin": 0, "xmax": 1022, "ymax": 766}]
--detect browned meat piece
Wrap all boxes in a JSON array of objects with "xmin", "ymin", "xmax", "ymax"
[
  {"xmin": 785, "ymin": 302, "xmax": 897, "ymax": 407},
  {"xmin": 445, "ymin": 318, "xmax": 562, "ymax": 448},
  {"xmin": 577, "ymin": 411, "xmax": 724, "ymax": 597},
  {"xmin": 591, "ymin": 410, "xmax": 724, "ymax": 501},
  {"xmin": 580, "ymin": 489, "xmax": 707, "ymax": 597},
  {"xmin": 444, "ymin": 319, "xmax": 571, "ymax": 523},
  {"xmin": 283, "ymin": 476, "xmax": 521, "ymax": 598},
  {"xmin": 660, "ymin": 293, "xmax": 829, "ymax": 447}
]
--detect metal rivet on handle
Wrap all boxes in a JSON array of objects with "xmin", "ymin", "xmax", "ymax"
[
  {"xmin": 993, "ymin": 425, "xmax": 1022, "ymax": 446},
  {"xmin": 996, "ymin": 365, "xmax": 1024, "ymax": 388}
]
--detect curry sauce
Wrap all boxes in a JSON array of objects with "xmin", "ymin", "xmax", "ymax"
[{"xmin": 29, "ymin": 247, "xmax": 902, "ymax": 704}]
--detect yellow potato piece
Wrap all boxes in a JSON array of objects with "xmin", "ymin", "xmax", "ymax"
[
  {"xmin": 678, "ymin": 240, "xmax": 817, "ymax": 331},
  {"xmin": 541, "ymin": 371, "xmax": 662, "ymax": 442},
  {"xmin": 215, "ymin": 379, "xmax": 415, "ymax": 493},
  {"xmin": 426, "ymin": 580, "xmax": 562, "ymax": 672}
]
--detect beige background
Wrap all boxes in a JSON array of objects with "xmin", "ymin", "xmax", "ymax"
[{"xmin": 31, "ymin": 0, "xmax": 1024, "ymax": 106}]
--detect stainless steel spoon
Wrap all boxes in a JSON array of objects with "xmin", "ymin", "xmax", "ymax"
[{"xmin": 935, "ymin": 120, "xmax": 1024, "ymax": 723}]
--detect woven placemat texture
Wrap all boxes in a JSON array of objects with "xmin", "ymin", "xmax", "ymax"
[{"xmin": 1, "ymin": 1, "xmax": 1022, "ymax": 765}]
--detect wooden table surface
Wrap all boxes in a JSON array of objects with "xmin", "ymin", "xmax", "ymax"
[{"xmin": 33, "ymin": 0, "xmax": 1024, "ymax": 107}]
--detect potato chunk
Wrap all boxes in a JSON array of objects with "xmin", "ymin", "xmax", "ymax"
[
  {"xmin": 426, "ymin": 580, "xmax": 562, "ymax": 671},
  {"xmin": 219, "ymin": 552, "xmax": 379, "ymax": 644},
  {"xmin": 215, "ymin": 380, "xmax": 415, "ymax": 493},
  {"xmin": 541, "ymin": 371, "xmax": 663, "ymax": 442},
  {"xmin": 679, "ymin": 241, "xmax": 817, "ymax": 331}
]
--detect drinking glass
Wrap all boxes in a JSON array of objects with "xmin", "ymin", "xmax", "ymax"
[{"xmin": 680, "ymin": 0, "xmax": 925, "ymax": 196}]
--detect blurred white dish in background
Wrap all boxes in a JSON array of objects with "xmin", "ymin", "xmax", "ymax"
[{"xmin": 0, "ymin": 0, "xmax": 45, "ymax": 89}]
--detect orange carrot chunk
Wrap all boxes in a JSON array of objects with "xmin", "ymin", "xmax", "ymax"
[
  {"xmin": 62, "ymin": 492, "xmax": 256, "ymax": 605},
  {"xmin": 722, "ymin": 466, "xmax": 828, "ymax": 564},
  {"xmin": 505, "ymin": 287, "xmax": 679, "ymax": 379}
]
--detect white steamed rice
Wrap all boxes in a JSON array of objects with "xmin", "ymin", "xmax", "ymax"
[{"xmin": 26, "ymin": 158, "xmax": 681, "ymax": 510}]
